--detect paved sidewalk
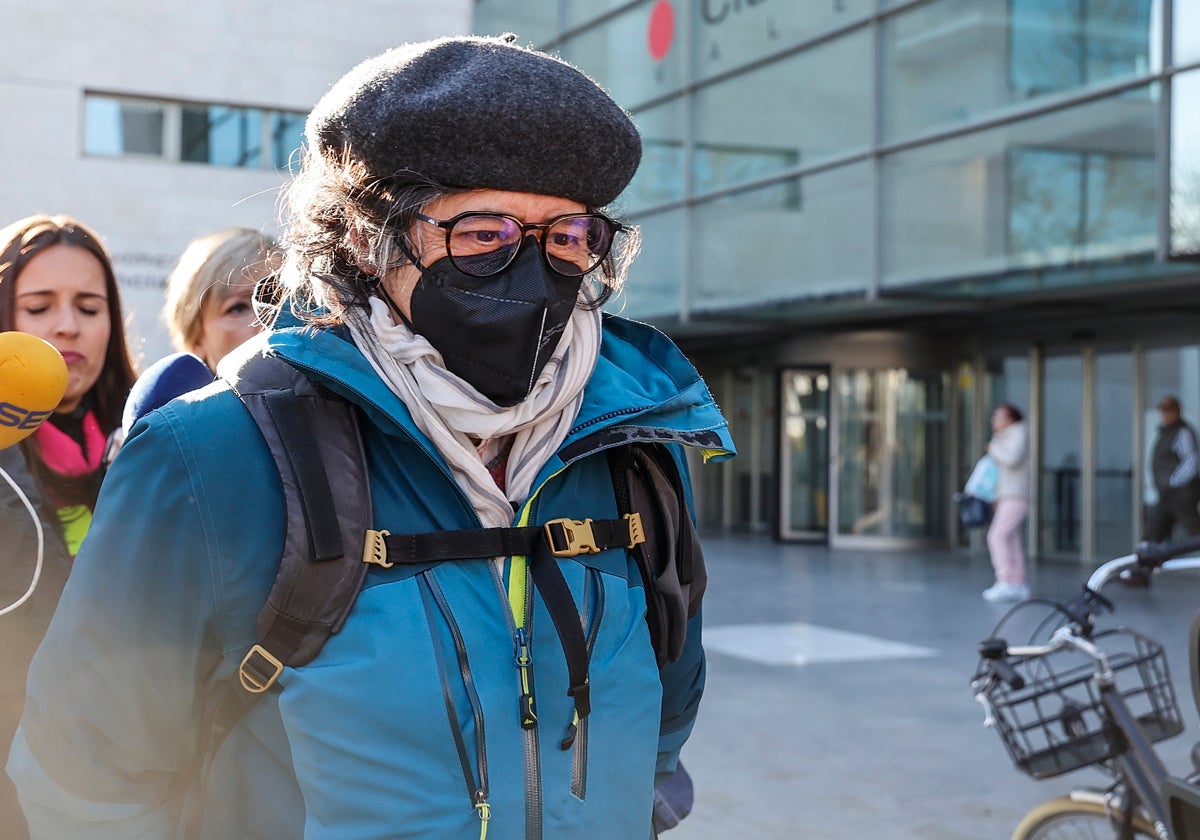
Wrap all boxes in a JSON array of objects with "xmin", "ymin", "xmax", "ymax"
[{"xmin": 670, "ymin": 534, "xmax": 1200, "ymax": 839}]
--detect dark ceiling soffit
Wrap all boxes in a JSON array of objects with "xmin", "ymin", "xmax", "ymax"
[{"xmin": 653, "ymin": 257, "xmax": 1200, "ymax": 343}]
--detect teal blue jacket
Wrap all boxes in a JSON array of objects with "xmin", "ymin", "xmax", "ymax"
[{"xmin": 8, "ymin": 315, "xmax": 734, "ymax": 840}]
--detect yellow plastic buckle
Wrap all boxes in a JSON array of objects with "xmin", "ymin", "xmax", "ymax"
[
  {"xmin": 624, "ymin": 512, "xmax": 646, "ymax": 549},
  {"xmin": 239, "ymin": 644, "xmax": 284, "ymax": 694},
  {"xmin": 362, "ymin": 529, "xmax": 392, "ymax": 568},
  {"xmin": 545, "ymin": 518, "xmax": 599, "ymax": 557}
]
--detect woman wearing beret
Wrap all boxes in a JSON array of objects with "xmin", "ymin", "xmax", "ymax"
[{"xmin": 9, "ymin": 35, "xmax": 733, "ymax": 839}]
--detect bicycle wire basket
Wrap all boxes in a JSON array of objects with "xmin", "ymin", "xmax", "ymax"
[{"xmin": 977, "ymin": 627, "xmax": 1185, "ymax": 779}]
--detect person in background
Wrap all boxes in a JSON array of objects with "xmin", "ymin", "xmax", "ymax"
[
  {"xmin": 1122, "ymin": 395, "xmax": 1200, "ymax": 588},
  {"xmin": 163, "ymin": 227, "xmax": 278, "ymax": 371},
  {"xmin": 982, "ymin": 402, "xmax": 1030, "ymax": 603},
  {"xmin": 107, "ymin": 228, "xmax": 280, "ymax": 448},
  {"xmin": 0, "ymin": 214, "xmax": 136, "ymax": 837},
  {"xmin": 8, "ymin": 35, "xmax": 734, "ymax": 839},
  {"xmin": 1146, "ymin": 395, "xmax": 1200, "ymax": 542}
]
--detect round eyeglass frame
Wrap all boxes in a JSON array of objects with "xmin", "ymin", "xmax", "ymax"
[{"xmin": 415, "ymin": 210, "xmax": 624, "ymax": 278}]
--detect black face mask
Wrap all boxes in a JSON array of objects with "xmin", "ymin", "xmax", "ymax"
[{"xmin": 400, "ymin": 237, "xmax": 583, "ymax": 407}]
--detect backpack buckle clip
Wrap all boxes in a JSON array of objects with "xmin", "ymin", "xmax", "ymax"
[
  {"xmin": 362, "ymin": 529, "xmax": 392, "ymax": 568},
  {"xmin": 239, "ymin": 644, "xmax": 284, "ymax": 694},
  {"xmin": 545, "ymin": 518, "xmax": 599, "ymax": 557},
  {"xmin": 623, "ymin": 512, "xmax": 646, "ymax": 548}
]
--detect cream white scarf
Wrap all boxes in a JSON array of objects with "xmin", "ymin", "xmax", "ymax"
[{"xmin": 343, "ymin": 296, "xmax": 601, "ymax": 528}]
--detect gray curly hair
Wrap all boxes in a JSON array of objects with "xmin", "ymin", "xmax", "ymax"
[{"xmin": 264, "ymin": 149, "xmax": 640, "ymax": 328}]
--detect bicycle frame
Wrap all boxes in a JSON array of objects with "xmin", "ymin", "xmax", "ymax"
[{"xmin": 1103, "ymin": 677, "xmax": 1171, "ymax": 833}]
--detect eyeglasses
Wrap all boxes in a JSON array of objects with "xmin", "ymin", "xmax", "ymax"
[{"xmin": 415, "ymin": 210, "xmax": 623, "ymax": 278}]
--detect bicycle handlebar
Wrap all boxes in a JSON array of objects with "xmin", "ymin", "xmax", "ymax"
[
  {"xmin": 1083, "ymin": 551, "xmax": 1200, "ymax": 596},
  {"xmin": 975, "ymin": 628, "xmax": 1112, "ymax": 695},
  {"xmin": 1135, "ymin": 534, "xmax": 1200, "ymax": 566},
  {"xmin": 978, "ymin": 638, "xmax": 1026, "ymax": 690},
  {"xmin": 974, "ymin": 541, "xmax": 1200, "ymax": 698}
]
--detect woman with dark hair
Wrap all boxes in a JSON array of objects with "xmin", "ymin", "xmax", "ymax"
[
  {"xmin": 0, "ymin": 213, "xmax": 136, "ymax": 836},
  {"xmin": 982, "ymin": 402, "xmax": 1031, "ymax": 603},
  {"xmin": 10, "ymin": 37, "xmax": 734, "ymax": 839}
]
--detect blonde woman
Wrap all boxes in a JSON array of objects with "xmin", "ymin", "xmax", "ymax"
[{"xmin": 163, "ymin": 227, "xmax": 278, "ymax": 370}]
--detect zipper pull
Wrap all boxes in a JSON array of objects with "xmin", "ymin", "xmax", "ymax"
[
  {"xmin": 560, "ymin": 711, "xmax": 579, "ymax": 750},
  {"xmin": 514, "ymin": 627, "xmax": 537, "ymax": 729},
  {"xmin": 474, "ymin": 790, "xmax": 492, "ymax": 840}
]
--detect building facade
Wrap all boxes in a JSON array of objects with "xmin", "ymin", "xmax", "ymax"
[
  {"xmin": 475, "ymin": 0, "xmax": 1200, "ymax": 562},
  {"xmin": 0, "ymin": 0, "xmax": 473, "ymax": 364}
]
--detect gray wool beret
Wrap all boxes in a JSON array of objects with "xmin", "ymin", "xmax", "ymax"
[{"xmin": 307, "ymin": 34, "xmax": 642, "ymax": 208}]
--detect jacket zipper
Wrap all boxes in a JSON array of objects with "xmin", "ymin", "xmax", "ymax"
[
  {"xmin": 520, "ymin": 571, "xmax": 542, "ymax": 840},
  {"xmin": 419, "ymin": 572, "xmax": 492, "ymax": 839},
  {"xmin": 571, "ymin": 567, "xmax": 604, "ymax": 799}
]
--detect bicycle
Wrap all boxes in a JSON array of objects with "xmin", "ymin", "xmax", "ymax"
[{"xmin": 971, "ymin": 535, "xmax": 1200, "ymax": 839}]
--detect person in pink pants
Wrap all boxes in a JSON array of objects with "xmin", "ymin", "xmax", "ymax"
[{"xmin": 982, "ymin": 403, "xmax": 1030, "ymax": 603}]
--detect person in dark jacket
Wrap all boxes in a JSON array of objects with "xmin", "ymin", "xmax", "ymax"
[
  {"xmin": 1147, "ymin": 395, "xmax": 1200, "ymax": 542},
  {"xmin": 8, "ymin": 36, "xmax": 734, "ymax": 839}
]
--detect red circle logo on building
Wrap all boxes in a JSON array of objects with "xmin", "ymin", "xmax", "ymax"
[{"xmin": 648, "ymin": 1, "xmax": 674, "ymax": 61}]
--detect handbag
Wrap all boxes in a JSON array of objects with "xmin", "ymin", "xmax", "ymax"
[{"xmin": 955, "ymin": 493, "xmax": 994, "ymax": 528}]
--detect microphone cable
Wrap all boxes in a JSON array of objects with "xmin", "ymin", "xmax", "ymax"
[{"xmin": 0, "ymin": 462, "xmax": 43, "ymax": 617}]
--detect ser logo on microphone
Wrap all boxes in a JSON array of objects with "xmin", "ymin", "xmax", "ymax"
[{"xmin": 0, "ymin": 403, "xmax": 53, "ymax": 431}]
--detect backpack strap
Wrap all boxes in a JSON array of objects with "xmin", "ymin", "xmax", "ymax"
[
  {"xmin": 225, "ymin": 351, "xmax": 373, "ymax": 694},
  {"xmin": 362, "ymin": 518, "xmax": 645, "ymax": 738}
]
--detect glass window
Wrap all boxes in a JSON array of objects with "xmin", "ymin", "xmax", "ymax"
[
  {"xmin": 781, "ymin": 368, "xmax": 831, "ymax": 538},
  {"xmin": 988, "ymin": 354, "xmax": 1031, "ymax": 416},
  {"xmin": 625, "ymin": 98, "xmax": 687, "ymax": 210},
  {"xmin": 691, "ymin": 0, "xmax": 871, "ymax": 82},
  {"xmin": 691, "ymin": 28, "xmax": 870, "ymax": 195},
  {"xmin": 181, "ymin": 105, "xmax": 263, "ymax": 168},
  {"xmin": 1011, "ymin": 0, "xmax": 1154, "ymax": 94},
  {"xmin": 474, "ymin": 0, "xmax": 559, "ymax": 45},
  {"xmin": 883, "ymin": 0, "xmax": 1155, "ymax": 141},
  {"xmin": 882, "ymin": 85, "xmax": 1158, "ymax": 287},
  {"xmin": 836, "ymin": 369, "xmax": 948, "ymax": 539},
  {"xmin": 691, "ymin": 162, "xmax": 871, "ymax": 313},
  {"xmin": 564, "ymin": 0, "xmax": 635, "ymax": 30},
  {"xmin": 1170, "ymin": 70, "xmax": 1200, "ymax": 255},
  {"xmin": 618, "ymin": 208, "xmax": 684, "ymax": 320},
  {"xmin": 1095, "ymin": 351, "xmax": 1135, "ymax": 557},
  {"xmin": 1175, "ymin": 0, "xmax": 1200, "ymax": 65},
  {"xmin": 84, "ymin": 96, "xmax": 165, "ymax": 157},
  {"xmin": 270, "ymin": 110, "xmax": 306, "ymax": 172},
  {"xmin": 560, "ymin": 2, "xmax": 687, "ymax": 107},
  {"xmin": 1008, "ymin": 146, "xmax": 1155, "ymax": 261},
  {"xmin": 1040, "ymin": 354, "xmax": 1083, "ymax": 558}
]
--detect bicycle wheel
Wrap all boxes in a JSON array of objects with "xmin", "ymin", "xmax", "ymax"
[{"xmin": 1011, "ymin": 795, "xmax": 1159, "ymax": 839}]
